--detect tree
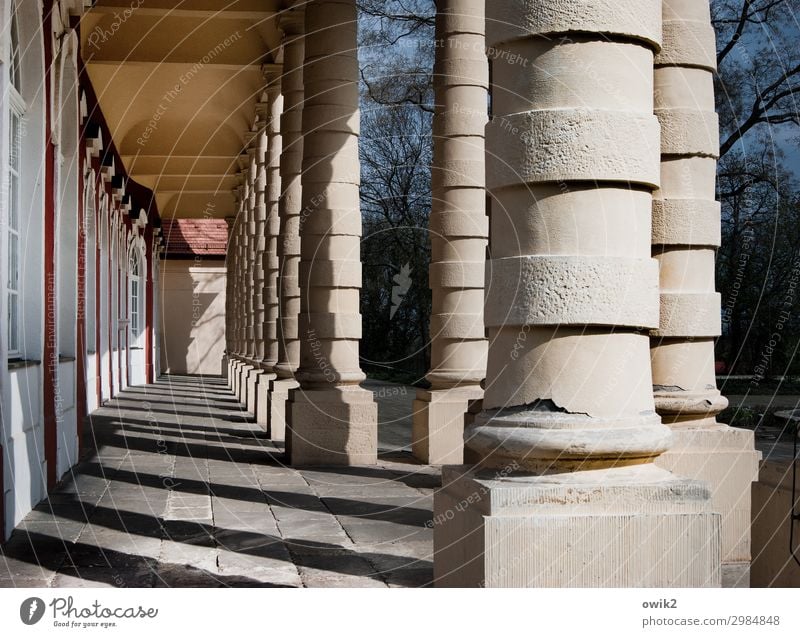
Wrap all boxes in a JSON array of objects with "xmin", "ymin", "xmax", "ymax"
[
  {"xmin": 712, "ymin": 0, "xmax": 800, "ymax": 379},
  {"xmin": 358, "ymin": 1, "xmax": 436, "ymax": 384}
]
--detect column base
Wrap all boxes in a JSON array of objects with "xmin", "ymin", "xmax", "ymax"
[
  {"xmin": 262, "ymin": 377, "xmax": 299, "ymax": 442},
  {"xmin": 246, "ymin": 367, "xmax": 269, "ymax": 415},
  {"xmin": 434, "ymin": 463, "xmax": 721, "ymax": 587},
  {"xmin": 287, "ymin": 385, "xmax": 378, "ymax": 466},
  {"xmin": 236, "ymin": 361, "xmax": 255, "ymax": 404},
  {"xmin": 254, "ymin": 370, "xmax": 278, "ymax": 431},
  {"xmin": 230, "ymin": 359, "xmax": 243, "ymax": 395},
  {"xmin": 221, "ymin": 354, "xmax": 228, "ymax": 380},
  {"xmin": 412, "ymin": 386, "xmax": 482, "ymax": 465},
  {"xmin": 654, "ymin": 424, "xmax": 760, "ymax": 587}
]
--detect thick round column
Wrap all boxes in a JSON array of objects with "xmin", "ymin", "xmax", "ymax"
[
  {"xmin": 223, "ymin": 214, "xmax": 236, "ymax": 382},
  {"xmin": 261, "ymin": 70, "xmax": 283, "ymax": 372},
  {"xmin": 466, "ymin": 0, "xmax": 669, "ymax": 472},
  {"xmin": 252, "ymin": 128, "xmax": 268, "ymax": 365},
  {"xmin": 234, "ymin": 185, "xmax": 247, "ymax": 359},
  {"xmin": 254, "ymin": 69, "xmax": 284, "ymax": 426},
  {"xmin": 237, "ymin": 157, "xmax": 257, "ymax": 403},
  {"xmin": 427, "ymin": 0, "xmax": 487, "ymax": 389},
  {"xmin": 412, "ymin": 0, "xmax": 487, "ymax": 464},
  {"xmin": 274, "ymin": 11, "xmax": 304, "ymax": 380},
  {"xmin": 650, "ymin": 0, "xmax": 725, "ymax": 425},
  {"xmin": 268, "ymin": 9, "xmax": 305, "ymax": 442},
  {"xmin": 243, "ymin": 148, "xmax": 258, "ymax": 363},
  {"xmin": 287, "ymin": 0, "xmax": 377, "ymax": 466},
  {"xmin": 435, "ymin": 0, "xmax": 719, "ymax": 589},
  {"xmin": 650, "ymin": 0, "xmax": 759, "ymax": 587},
  {"xmin": 246, "ymin": 126, "xmax": 270, "ymax": 415},
  {"xmin": 232, "ymin": 183, "xmax": 248, "ymax": 397}
]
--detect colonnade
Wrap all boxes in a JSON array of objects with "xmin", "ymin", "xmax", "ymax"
[{"xmin": 223, "ymin": 0, "xmax": 756, "ymax": 587}]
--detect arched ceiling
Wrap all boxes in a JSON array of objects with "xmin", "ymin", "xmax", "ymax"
[{"xmin": 80, "ymin": 0, "xmax": 285, "ymax": 219}]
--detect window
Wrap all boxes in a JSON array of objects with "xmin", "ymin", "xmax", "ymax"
[
  {"xmin": 129, "ymin": 251, "xmax": 141, "ymax": 339},
  {"xmin": 7, "ymin": 4, "xmax": 25, "ymax": 357}
]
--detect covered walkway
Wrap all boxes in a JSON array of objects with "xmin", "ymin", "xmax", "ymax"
[{"xmin": 0, "ymin": 376, "xmax": 434, "ymax": 588}]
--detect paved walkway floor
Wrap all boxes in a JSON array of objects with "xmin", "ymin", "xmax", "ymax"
[{"xmin": 1, "ymin": 375, "xmax": 438, "ymax": 588}]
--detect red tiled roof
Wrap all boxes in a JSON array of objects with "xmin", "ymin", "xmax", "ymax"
[{"xmin": 162, "ymin": 219, "xmax": 228, "ymax": 257}]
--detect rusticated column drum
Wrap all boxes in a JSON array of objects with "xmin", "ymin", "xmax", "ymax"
[
  {"xmin": 287, "ymin": 0, "xmax": 377, "ymax": 466},
  {"xmin": 466, "ymin": 2, "xmax": 670, "ymax": 471},
  {"xmin": 434, "ymin": 0, "xmax": 719, "ymax": 588},
  {"xmin": 268, "ymin": 9, "xmax": 305, "ymax": 442},
  {"xmin": 651, "ymin": 0, "xmax": 759, "ymax": 587},
  {"xmin": 412, "ymin": 0, "xmax": 488, "ymax": 465}
]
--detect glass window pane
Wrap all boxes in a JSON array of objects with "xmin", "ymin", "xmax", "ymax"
[
  {"xmin": 9, "ymin": 233, "xmax": 19, "ymax": 291},
  {"xmin": 8, "ymin": 294, "xmax": 18, "ymax": 352}
]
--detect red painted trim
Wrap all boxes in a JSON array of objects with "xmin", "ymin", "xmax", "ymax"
[{"xmin": 42, "ymin": 1, "xmax": 58, "ymax": 489}]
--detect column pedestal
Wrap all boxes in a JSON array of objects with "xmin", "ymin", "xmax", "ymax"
[
  {"xmin": 287, "ymin": 386, "xmax": 377, "ymax": 466},
  {"xmin": 262, "ymin": 377, "xmax": 299, "ymax": 441},
  {"xmin": 655, "ymin": 426, "xmax": 760, "ymax": 587},
  {"xmin": 254, "ymin": 370, "xmax": 277, "ymax": 429},
  {"xmin": 246, "ymin": 367, "xmax": 268, "ymax": 415},
  {"xmin": 237, "ymin": 362, "xmax": 255, "ymax": 405},
  {"xmin": 434, "ymin": 464, "xmax": 721, "ymax": 587},
  {"xmin": 231, "ymin": 359, "xmax": 244, "ymax": 397},
  {"xmin": 412, "ymin": 386, "xmax": 482, "ymax": 465}
]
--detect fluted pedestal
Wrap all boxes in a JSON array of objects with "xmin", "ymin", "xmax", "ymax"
[
  {"xmin": 434, "ymin": 0, "xmax": 719, "ymax": 587},
  {"xmin": 413, "ymin": 0, "xmax": 488, "ymax": 465},
  {"xmin": 286, "ymin": 0, "xmax": 377, "ymax": 465},
  {"xmin": 649, "ymin": 0, "xmax": 759, "ymax": 587}
]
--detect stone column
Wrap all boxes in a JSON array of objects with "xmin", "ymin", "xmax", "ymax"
[
  {"xmin": 236, "ymin": 152, "xmax": 257, "ymax": 403},
  {"xmin": 267, "ymin": 9, "xmax": 304, "ymax": 442},
  {"xmin": 245, "ymin": 125, "xmax": 269, "ymax": 415},
  {"xmin": 434, "ymin": 0, "xmax": 719, "ymax": 587},
  {"xmin": 650, "ymin": 0, "xmax": 759, "ymax": 587},
  {"xmin": 412, "ymin": 0, "xmax": 487, "ymax": 465},
  {"xmin": 222, "ymin": 214, "xmax": 236, "ymax": 381},
  {"xmin": 230, "ymin": 181, "xmax": 248, "ymax": 396},
  {"xmin": 286, "ymin": 0, "xmax": 377, "ymax": 465},
  {"xmin": 255, "ymin": 67, "xmax": 284, "ymax": 427}
]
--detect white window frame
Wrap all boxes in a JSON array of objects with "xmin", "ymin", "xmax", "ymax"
[
  {"xmin": 129, "ymin": 249, "xmax": 141, "ymax": 342},
  {"xmin": 7, "ymin": 6, "xmax": 26, "ymax": 358}
]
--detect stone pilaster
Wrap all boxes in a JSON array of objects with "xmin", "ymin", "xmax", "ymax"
[
  {"xmin": 255, "ymin": 67, "xmax": 284, "ymax": 427},
  {"xmin": 434, "ymin": 0, "xmax": 719, "ymax": 587},
  {"xmin": 413, "ymin": 0, "xmax": 488, "ymax": 465},
  {"xmin": 650, "ymin": 0, "xmax": 760, "ymax": 587},
  {"xmin": 286, "ymin": 0, "xmax": 377, "ymax": 466},
  {"xmin": 268, "ymin": 9, "xmax": 304, "ymax": 443}
]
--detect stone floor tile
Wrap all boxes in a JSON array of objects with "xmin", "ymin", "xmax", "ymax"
[{"xmin": 3, "ymin": 376, "xmax": 438, "ymax": 588}]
